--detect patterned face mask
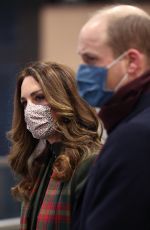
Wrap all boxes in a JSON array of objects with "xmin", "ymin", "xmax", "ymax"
[{"xmin": 24, "ymin": 103, "xmax": 57, "ymax": 139}]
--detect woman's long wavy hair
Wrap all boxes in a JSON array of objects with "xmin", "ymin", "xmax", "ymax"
[{"xmin": 8, "ymin": 61, "xmax": 102, "ymax": 201}]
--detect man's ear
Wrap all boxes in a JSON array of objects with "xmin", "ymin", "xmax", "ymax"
[{"xmin": 126, "ymin": 49, "xmax": 144, "ymax": 79}]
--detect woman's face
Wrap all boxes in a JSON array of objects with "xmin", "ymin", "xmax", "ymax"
[
  {"xmin": 21, "ymin": 76, "xmax": 48, "ymax": 108},
  {"xmin": 20, "ymin": 76, "xmax": 60, "ymax": 143}
]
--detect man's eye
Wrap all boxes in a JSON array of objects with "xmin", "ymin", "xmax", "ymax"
[{"xmin": 83, "ymin": 56, "xmax": 97, "ymax": 64}]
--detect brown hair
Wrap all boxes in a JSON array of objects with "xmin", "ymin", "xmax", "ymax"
[
  {"xmin": 106, "ymin": 14, "xmax": 150, "ymax": 58},
  {"xmin": 8, "ymin": 61, "xmax": 102, "ymax": 201}
]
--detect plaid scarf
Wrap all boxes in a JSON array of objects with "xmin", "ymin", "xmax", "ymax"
[{"xmin": 20, "ymin": 144, "xmax": 71, "ymax": 230}]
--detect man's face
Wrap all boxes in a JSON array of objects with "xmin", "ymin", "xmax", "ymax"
[{"xmin": 77, "ymin": 22, "xmax": 127, "ymax": 90}]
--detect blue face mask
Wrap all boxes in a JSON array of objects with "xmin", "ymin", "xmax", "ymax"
[
  {"xmin": 76, "ymin": 52, "xmax": 127, "ymax": 107},
  {"xmin": 77, "ymin": 65, "xmax": 112, "ymax": 107}
]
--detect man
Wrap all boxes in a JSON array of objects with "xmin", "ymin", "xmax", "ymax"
[{"xmin": 74, "ymin": 4, "xmax": 150, "ymax": 230}]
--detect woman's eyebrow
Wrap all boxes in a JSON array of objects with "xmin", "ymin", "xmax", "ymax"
[{"xmin": 30, "ymin": 89, "xmax": 42, "ymax": 97}]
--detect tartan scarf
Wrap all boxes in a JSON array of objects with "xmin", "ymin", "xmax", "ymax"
[
  {"xmin": 99, "ymin": 70, "xmax": 150, "ymax": 134},
  {"xmin": 20, "ymin": 143, "xmax": 71, "ymax": 230}
]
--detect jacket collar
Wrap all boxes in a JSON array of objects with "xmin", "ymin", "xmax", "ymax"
[{"xmin": 99, "ymin": 70, "xmax": 150, "ymax": 134}]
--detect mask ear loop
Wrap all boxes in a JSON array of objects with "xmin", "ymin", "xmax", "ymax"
[
  {"xmin": 114, "ymin": 73, "xmax": 128, "ymax": 92},
  {"xmin": 106, "ymin": 51, "xmax": 128, "ymax": 92},
  {"xmin": 107, "ymin": 51, "xmax": 128, "ymax": 69}
]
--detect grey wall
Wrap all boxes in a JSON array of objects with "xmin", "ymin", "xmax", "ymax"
[{"xmin": 0, "ymin": 4, "xmax": 38, "ymax": 219}]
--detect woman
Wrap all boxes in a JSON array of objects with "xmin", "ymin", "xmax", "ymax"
[{"xmin": 8, "ymin": 61, "xmax": 102, "ymax": 229}]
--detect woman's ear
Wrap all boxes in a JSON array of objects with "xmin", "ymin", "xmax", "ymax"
[{"xmin": 126, "ymin": 49, "xmax": 145, "ymax": 79}]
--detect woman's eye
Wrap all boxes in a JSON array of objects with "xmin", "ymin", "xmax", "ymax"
[{"xmin": 35, "ymin": 94, "xmax": 45, "ymax": 101}]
